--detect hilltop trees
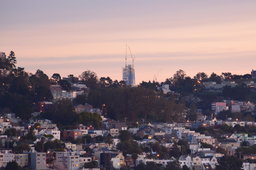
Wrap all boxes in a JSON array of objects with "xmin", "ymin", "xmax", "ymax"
[
  {"xmin": 0, "ymin": 51, "xmax": 16, "ymax": 70},
  {"xmin": 0, "ymin": 51, "xmax": 52, "ymax": 119},
  {"xmin": 216, "ymin": 156, "xmax": 242, "ymax": 170},
  {"xmin": 80, "ymin": 70, "xmax": 98, "ymax": 89},
  {"xmin": 87, "ymin": 87, "xmax": 185, "ymax": 122},
  {"xmin": 30, "ymin": 70, "xmax": 52, "ymax": 101},
  {"xmin": 1, "ymin": 50, "xmax": 256, "ymax": 124},
  {"xmin": 166, "ymin": 69, "xmax": 195, "ymax": 95},
  {"xmin": 194, "ymin": 72, "xmax": 208, "ymax": 81},
  {"xmin": 43, "ymin": 99, "xmax": 77, "ymax": 126}
]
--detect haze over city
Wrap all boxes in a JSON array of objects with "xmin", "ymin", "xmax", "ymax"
[{"xmin": 1, "ymin": 0, "xmax": 256, "ymax": 83}]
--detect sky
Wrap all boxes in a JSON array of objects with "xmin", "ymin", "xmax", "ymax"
[{"xmin": 1, "ymin": 0, "xmax": 256, "ymax": 83}]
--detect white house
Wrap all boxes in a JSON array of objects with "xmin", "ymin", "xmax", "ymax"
[{"xmin": 179, "ymin": 155, "xmax": 192, "ymax": 169}]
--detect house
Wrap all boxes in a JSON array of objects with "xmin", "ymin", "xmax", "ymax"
[
  {"xmin": 231, "ymin": 104, "xmax": 241, "ymax": 113},
  {"xmin": 212, "ymin": 102, "xmax": 228, "ymax": 114},
  {"xmin": 189, "ymin": 142, "xmax": 200, "ymax": 154},
  {"xmin": 179, "ymin": 155, "xmax": 192, "ymax": 169},
  {"xmin": 43, "ymin": 128, "xmax": 61, "ymax": 140},
  {"xmin": 75, "ymin": 104, "xmax": 92, "ymax": 113},
  {"xmin": 201, "ymin": 156, "xmax": 218, "ymax": 169},
  {"xmin": 219, "ymin": 139, "xmax": 240, "ymax": 156},
  {"xmin": 109, "ymin": 128, "xmax": 119, "ymax": 137},
  {"xmin": 111, "ymin": 153, "xmax": 126, "ymax": 169},
  {"xmin": 88, "ymin": 130, "xmax": 104, "ymax": 137},
  {"xmin": 243, "ymin": 162, "xmax": 256, "ymax": 170},
  {"xmin": 192, "ymin": 156, "xmax": 202, "ymax": 167},
  {"xmin": 65, "ymin": 142, "xmax": 78, "ymax": 151},
  {"xmin": 0, "ymin": 150, "xmax": 14, "ymax": 168},
  {"xmin": 54, "ymin": 152, "xmax": 80, "ymax": 170},
  {"xmin": 79, "ymin": 156, "xmax": 93, "ymax": 167},
  {"xmin": 197, "ymin": 135, "xmax": 216, "ymax": 146},
  {"xmin": 50, "ymin": 85, "xmax": 83, "ymax": 101},
  {"xmin": 14, "ymin": 154, "xmax": 29, "ymax": 168},
  {"xmin": 136, "ymin": 158, "xmax": 172, "ymax": 167},
  {"xmin": 63, "ymin": 130, "xmax": 83, "ymax": 140},
  {"xmin": 30, "ymin": 152, "xmax": 47, "ymax": 170}
]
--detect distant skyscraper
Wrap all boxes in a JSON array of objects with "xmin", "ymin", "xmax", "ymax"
[
  {"xmin": 123, "ymin": 64, "xmax": 135, "ymax": 86},
  {"xmin": 122, "ymin": 46, "xmax": 135, "ymax": 86}
]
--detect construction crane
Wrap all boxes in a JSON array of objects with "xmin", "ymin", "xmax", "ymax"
[{"xmin": 128, "ymin": 46, "xmax": 135, "ymax": 67}]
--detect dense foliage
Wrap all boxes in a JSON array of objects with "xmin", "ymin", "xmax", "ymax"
[
  {"xmin": 1, "ymin": 51, "xmax": 256, "ymax": 124},
  {"xmin": 88, "ymin": 87, "xmax": 185, "ymax": 122}
]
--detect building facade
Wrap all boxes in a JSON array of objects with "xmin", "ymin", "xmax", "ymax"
[{"xmin": 122, "ymin": 64, "xmax": 135, "ymax": 86}]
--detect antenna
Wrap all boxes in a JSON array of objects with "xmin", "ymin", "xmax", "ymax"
[
  {"xmin": 153, "ymin": 75, "xmax": 157, "ymax": 82},
  {"xmin": 125, "ymin": 43, "xmax": 127, "ymax": 66},
  {"xmin": 128, "ymin": 46, "xmax": 135, "ymax": 67}
]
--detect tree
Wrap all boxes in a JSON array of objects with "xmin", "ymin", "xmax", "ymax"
[
  {"xmin": 29, "ymin": 69, "xmax": 52, "ymax": 101},
  {"xmin": 13, "ymin": 143, "xmax": 31, "ymax": 153},
  {"xmin": 117, "ymin": 131, "xmax": 142, "ymax": 155},
  {"xmin": 99, "ymin": 77, "xmax": 113, "ymax": 88},
  {"xmin": 80, "ymin": 70, "xmax": 98, "ymax": 89},
  {"xmin": 135, "ymin": 162, "xmax": 165, "ymax": 170},
  {"xmin": 209, "ymin": 73, "xmax": 222, "ymax": 83},
  {"xmin": 73, "ymin": 94, "xmax": 88, "ymax": 105},
  {"xmin": 194, "ymin": 72, "xmax": 208, "ymax": 81},
  {"xmin": 59, "ymin": 80, "xmax": 72, "ymax": 91},
  {"xmin": 167, "ymin": 70, "xmax": 196, "ymax": 94},
  {"xmin": 182, "ymin": 165, "xmax": 190, "ymax": 170},
  {"xmin": 79, "ymin": 112, "xmax": 102, "ymax": 129},
  {"xmin": 173, "ymin": 69, "xmax": 186, "ymax": 82},
  {"xmin": 21, "ymin": 129, "xmax": 36, "ymax": 142},
  {"xmin": 222, "ymin": 85, "xmax": 250, "ymax": 101},
  {"xmin": 216, "ymin": 156, "xmax": 242, "ymax": 170},
  {"xmin": 119, "ymin": 131, "xmax": 133, "ymax": 142},
  {"xmin": 139, "ymin": 81, "xmax": 159, "ymax": 91},
  {"xmin": 169, "ymin": 145, "xmax": 182, "ymax": 158},
  {"xmin": 166, "ymin": 161, "xmax": 181, "ymax": 170},
  {"xmin": 43, "ymin": 99, "xmax": 77, "ymax": 126},
  {"xmin": 51, "ymin": 73, "xmax": 61, "ymax": 82},
  {"xmin": 0, "ymin": 51, "xmax": 16, "ymax": 70},
  {"xmin": 177, "ymin": 140, "xmax": 191, "ymax": 155},
  {"xmin": 187, "ymin": 104, "xmax": 197, "ymax": 121},
  {"xmin": 84, "ymin": 161, "xmax": 98, "ymax": 168},
  {"xmin": 5, "ymin": 161, "xmax": 23, "ymax": 170},
  {"xmin": 87, "ymin": 87, "xmax": 185, "ymax": 122},
  {"xmin": 222, "ymin": 72, "xmax": 232, "ymax": 80},
  {"xmin": 4, "ymin": 128, "xmax": 17, "ymax": 137},
  {"xmin": 35, "ymin": 140, "xmax": 65, "ymax": 152}
]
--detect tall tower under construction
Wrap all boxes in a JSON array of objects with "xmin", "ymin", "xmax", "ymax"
[{"xmin": 122, "ymin": 46, "xmax": 135, "ymax": 86}]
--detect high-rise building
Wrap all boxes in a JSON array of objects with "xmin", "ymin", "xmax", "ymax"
[
  {"xmin": 123, "ymin": 64, "xmax": 135, "ymax": 86},
  {"xmin": 122, "ymin": 46, "xmax": 135, "ymax": 86}
]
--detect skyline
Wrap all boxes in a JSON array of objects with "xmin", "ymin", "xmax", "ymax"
[{"xmin": 1, "ymin": 1, "xmax": 256, "ymax": 83}]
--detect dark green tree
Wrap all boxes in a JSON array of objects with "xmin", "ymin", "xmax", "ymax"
[
  {"xmin": 78, "ymin": 112, "xmax": 102, "ymax": 129},
  {"xmin": 43, "ymin": 99, "xmax": 77, "ymax": 125},
  {"xmin": 216, "ymin": 156, "xmax": 242, "ymax": 170},
  {"xmin": 5, "ymin": 161, "xmax": 23, "ymax": 170},
  {"xmin": 83, "ymin": 161, "xmax": 98, "ymax": 168},
  {"xmin": 80, "ymin": 70, "xmax": 98, "ymax": 89}
]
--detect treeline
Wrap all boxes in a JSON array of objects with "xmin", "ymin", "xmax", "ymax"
[
  {"xmin": 0, "ymin": 51, "xmax": 52, "ymax": 119},
  {"xmin": 86, "ymin": 87, "xmax": 185, "ymax": 122},
  {"xmin": 42, "ymin": 99, "xmax": 102, "ymax": 128},
  {"xmin": 1, "ymin": 51, "xmax": 256, "ymax": 123}
]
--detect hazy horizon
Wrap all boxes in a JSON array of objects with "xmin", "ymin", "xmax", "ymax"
[{"xmin": 1, "ymin": 0, "xmax": 256, "ymax": 83}]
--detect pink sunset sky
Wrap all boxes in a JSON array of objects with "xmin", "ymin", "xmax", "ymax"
[{"xmin": 1, "ymin": 0, "xmax": 256, "ymax": 83}]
